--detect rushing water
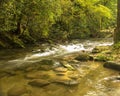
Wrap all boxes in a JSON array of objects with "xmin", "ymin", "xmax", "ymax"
[
  {"xmin": 1, "ymin": 38, "xmax": 120, "ymax": 96},
  {"xmin": 0, "ymin": 38, "xmax": 113, "ymax": 66},
  {"xmin": 23, "ymin": 38, "xmax": 113, "ymax": 61}
]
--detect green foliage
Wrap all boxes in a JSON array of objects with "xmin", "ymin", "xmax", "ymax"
[
  {"xmin": 0, "ymin": 0, "xmax": 117, "ymax": 48},
  {"xmin": 113, "ymin": 42, "xmax": 120, "ymax": 49}
]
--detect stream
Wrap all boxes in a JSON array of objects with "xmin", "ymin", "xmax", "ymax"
[
  {"xmin": 0, "ymin": 38, "xmax": 113, "ymax": 69},
  {"xmin": 0, "ymin": 38, "xmax": 120, "ymax": 96}
]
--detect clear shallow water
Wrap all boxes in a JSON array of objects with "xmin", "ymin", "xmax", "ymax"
[{"xmin": 0, "ymin": 61, "xmax": 120, "ymax": 96}]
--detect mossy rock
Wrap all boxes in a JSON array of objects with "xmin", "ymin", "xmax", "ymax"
[
  {"xmin": 75, "ymin": 53, "xmax": 92, "ymax": 61},
  {"xmin": 94, "ymin": 53, "xmax": 113, "ymax": 62},
  {"xmin": 92, "ymin": 48, "xmax": 101, "ymax": 53},
  {"xmin": 39, "ymin": 59, "xmax": 54, "ymax": 65},
  {"xmin": 94, "ymin": 55, "xmax": 109, "ymax": 62}
]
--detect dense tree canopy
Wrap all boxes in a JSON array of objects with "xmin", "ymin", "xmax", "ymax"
[{"xmin": 0, "ymin": 0, "xmax": 117, "ymax": 48}]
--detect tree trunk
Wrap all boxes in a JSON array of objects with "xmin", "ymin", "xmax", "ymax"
[
  {"xmin": 16, "ymin": 21, "xmax": 21, "ymax": 35},
  {"xmin": 114, "ymin": 0, "xmax": 120, "ymax": 43}
]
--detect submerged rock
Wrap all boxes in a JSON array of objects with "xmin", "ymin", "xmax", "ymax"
[
  {"xmin": 52, "ymin": 73, "xmax": 79, "ymax": 86},
  {"xmin": 103, "ymin": 76, "xmax": 120, "ymax": 81},
  {"xmin": 104, "ymin": 61, "xmax": 120, "ymax": 71},
  {"xmin": 0, "ymin": 71, "xmax": 8, "ymax": 78},
  {"xmin": 68, "ymin": 74, "xmax": 80, "ymax": 80},
  {"xmin": 0, "ymin": 70, "xmax": 17, "ymax": 78},
  {"xmin": 39, "ymin": 59, "xmax": 54, "ymax": 65},
  {"xmin": 25, "ymin": 71, "xmax": 50, "ymax": 79},
  {"xmin": 61, "ymin": 61, "xmax": 75, "ymax": 70},
  {"xmin": 28, "ymin": 79, "xmax": 50, "ymax": 87},
  {"xmin": 54, "ymin": 67, "xmax": 68, "ymax": 72},
  {"xmin": 36, "ymin": 59, "xmax": 55, "ymax": 70},
  {"xmin": 38, "ymin": 65, "xmax": 53, "ymax": 71},
  {"xmin": 54, "ymin": 78, "xmax": 79, "ymax": 86},
  {"xmin": 7, "ymin": 85, "xmax": 29, "ymax": 96}
]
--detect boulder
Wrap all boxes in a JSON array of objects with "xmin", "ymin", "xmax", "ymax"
[
  {"xmin": 92, "ymin": 47, "xmax": 101, "ymax": 53},
  {"xmin": 7, "ymin": 85, "xmax": 28, "ymax": 96},
  {"xmin": 28, "ymin": 79, "xmax": 50, "ymax": 87},
  {"xmin": 104, "ymin": 61, "xmax": 120, "ymax": 71}
]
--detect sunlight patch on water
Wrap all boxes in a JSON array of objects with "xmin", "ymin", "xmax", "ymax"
[{"xmin": 84, "ymin": 91, "xmax": 107, "ymax": 96}]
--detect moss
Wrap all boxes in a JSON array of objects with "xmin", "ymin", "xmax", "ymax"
[
  {"xmin": 113, "ymin": 42, "xmax": 120, "ymax": 50},
  {"xmin": 94, "ymin": 54, "xmax": 114, "ymax": 62},
  {"xmin": 92, "ymin": 46, "xmax": 110, "ymax": 53},
  {"xmin": 95, "ymin": 55, "xmax": 108, "ymax": 61}
]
